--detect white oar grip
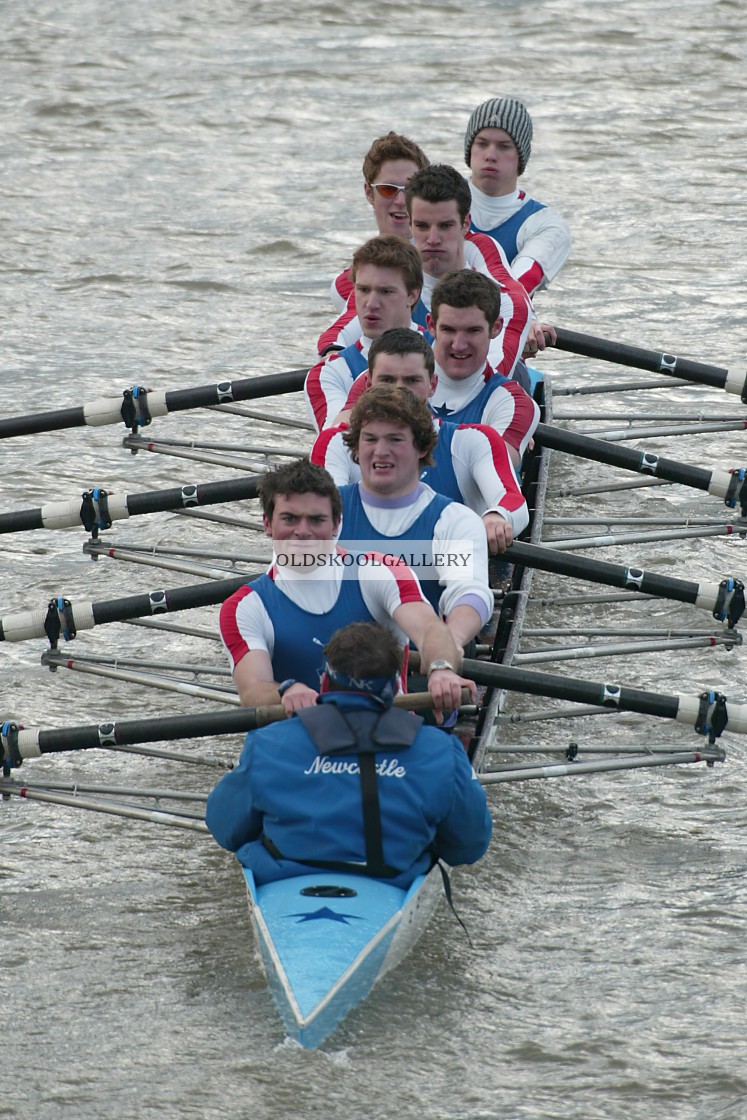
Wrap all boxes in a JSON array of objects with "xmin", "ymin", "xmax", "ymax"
[
  {"xmin": 677, "ymin": 693, "xmax": 747, "ymax": 735},
  {"xmin": 82, "ymin": 390, "xmax": 169, "ymax": 427},
  {"xmin": 694, "ymin": 581, "xmax": 724, "ymax": 612},
  {"xmin": 38, "ymin": 494, "xmax": 131, "ymax": 531},
  {"xmin": 39, "ymin": 498, "xmax": 87, "ymax": 530},
  {"xmin": 1, "ymin": 608, "xmax": 53, "ymax": 642},
  {"xmin": 140, "ymin": 390, "xmax": 168, "ymax": 418},
  {"xmin": 81, "ymin": 397, "xmax": 127, "ymax": 426},
  {"xmin": 1, "ymin": 602, "xmax": 95, "ymax": 642},
  {"xmin": 15, "ymin": 729, "xmax": 41, "ymax": 759},
  {"xmin": 723, "ymin": 369, "xmax": 747, "ymax": 398},
  {"xmin": 707, "ymin": 467, "xmax": 736, "ymax": 501}
]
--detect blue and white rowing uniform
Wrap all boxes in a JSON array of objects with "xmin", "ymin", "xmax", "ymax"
[
  {"xmin": 315, "ymin": 229, "xmax": 534, "ymax": 381},
  {"xmin": 429, "ymin": 360, "xmax": 540, "ymax": 461},
  {"xmin": 220, "ymin": 549, "xmax": 428, "ymax": 689},
  {"xmin": 468, "ymin": 183, "xmax": 571, "ymax": 297},
  {"xmin": 234, "ymin": 567, "xmax": 374, "ymax": 689},
  {"xmin": 306, "ymin": 322, "xmax": 429, "ymax": 431},
  {"xmin": 312, "ymin": 419, "xmax": 529, "ymax": 537},
  {"xmin": 338, "ymin": 481, "xmax": 493, "ymax": 625}
]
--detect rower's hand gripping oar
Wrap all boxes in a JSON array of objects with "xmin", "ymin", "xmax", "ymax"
[
  {"xmin": 547, "ymin": 327, "xmax": 747, "ymax": 400},
  {"xmin": 0, "ymin": 665, "xmax": 739, "ymax": 776},
  {"xmin": 0, "ymin": 689, "xmax": 472, "ymax": 771}
]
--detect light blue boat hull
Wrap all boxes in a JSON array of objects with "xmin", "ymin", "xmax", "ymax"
[{"xmin": 243, "ymin": 866, "xmax": 443, "ymax": 1048}]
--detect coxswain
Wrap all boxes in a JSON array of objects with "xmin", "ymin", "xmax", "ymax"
[{"xmin": 206, "ymin": 621, "xmax": 492, "ymax": 887}]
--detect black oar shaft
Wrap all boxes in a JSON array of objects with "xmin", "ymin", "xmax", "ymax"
[
  {"xmin": 0, "ymin": 476, "xmax": 263, "ymax": 536},
  {"xmin": 551, "ymin": 327, "xmax": 744, "ymax": 395},
  {"xmin": 3, "ymin": 691, "xmax": 458, "ymax": 764},
  {"xmin": 462, "ymin": 656, "xmax": 746, "ymax": 736},
  {"xmin": 125, "ymin": 476, "xmax": 261, "ymax": 517},
  {"xmin": 533, "ymin": 423, "xmax": 725, "ymax": 495},
  {"xmin": 461, "ymin": 655, "xmax": 680, "ymax": 718},
  {"xmin": 0, "ymin": 406, "xmax": 91, "ymax": 439},
  {"xmin": 162, "ymin": 369, "xmax": 307, "ymax": 412},
  {"xmin": 0, "ymin": 576, "xmax": 248, "ymax": 642},
  {"xmin": 31, "ymin": 708, "xmax": 279, "ymax": 753},
  {"xmin": 504, "ymin": 541, "xmax": 703, "ymax": 605},
  {"xmin": 0, "ymin": 508, "xmax": 48, "ymax": 533},
  {"xmin": 0, "ymin": 369, "xmax": 309, "ymax": 441},
  {"xmin": 90, "ymin": 578, "xmax": 248, "ymax": 626}
]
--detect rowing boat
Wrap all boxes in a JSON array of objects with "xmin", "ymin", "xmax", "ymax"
[
  {"xmin": 245, "ymin": 867, "xmax": 444, "ymax": 1049},
  {"xmin": 1, "ymin": 335, "xmax": 743, "ymax": 1048},
  {"xmin": 233, "ymin": 372, "xmax": 549, "ymax": 1048}
]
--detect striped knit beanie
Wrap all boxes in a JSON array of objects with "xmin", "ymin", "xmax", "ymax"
[{"xmin": 464, "ymin": 97, "xmax": 533, "ymax": 175}]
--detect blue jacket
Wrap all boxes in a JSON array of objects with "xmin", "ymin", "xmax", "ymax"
[{"xmin": 206, "ymin": 692, "xmax": 492, "ymax": 888}]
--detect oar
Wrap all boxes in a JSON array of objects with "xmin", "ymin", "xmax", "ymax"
[
  {"xmin": 551, "ymin": 327, "xmax": 747, "ymax": 400},
  {"xmin": 1, "ymin": 531, "xmax": 744, "ymax": 645},
  {"xmin": 0, "ymin": 367, "xmax": 310, "ymax": 441},
  {"xmin": 456, "ymin": 656, "xmax": 744, "ymax": 741},
  {"xmin": 0, "ymin": 690, "xmax": 468, "ymax": 768},
  {"xmin": 533, "ymin": 423, "xmax": 747, "ymax": 515},
  {"xmin": 0, "ymin": 331, "xmax": 739, "ymax": 443},
  {"xmin": 501, "ymin": 541, "xmax": 745, "ymax": 627},
  {"xmin": 0, "ymin": 576, "xmax": 249, "ymax": 644},
  {"xmin": 5, "ymin": 429, "xmax": 746, "ymax": 537},
  {"xmin": 0, "ymin": 476, "xmax": 262, "ymax": 535}
]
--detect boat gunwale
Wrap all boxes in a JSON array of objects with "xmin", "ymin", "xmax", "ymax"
[{"xmin": 470, "ymin": 376, "xmax": 552, "ymax": 773}]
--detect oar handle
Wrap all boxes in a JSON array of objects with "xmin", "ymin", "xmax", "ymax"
[
  {"xmin": 242, "ymin": 688, "xmax": 473, "ymax": 723},
  {"xmin": 1, "ymin": 689, "xmax": 473, "ymax": 766}
]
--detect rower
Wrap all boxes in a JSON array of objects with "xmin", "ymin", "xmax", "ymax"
[
  {"xmin": 322, "ymin": 131, "xmax": 430, "ymax": 340},
  {"xmin": 311, "ymin": 327, "xmax": 529, "ymax": 554},
  {"xmin": 206, "ymin": 621, "xmax": 492, "ymax": 888},
  {"xmin": 426, "ymin": 270, "xmax": 540, "ymax": 467},
  {"xmin": 219, "ymin": 458, "xmax": 474, "ymax": 718},
  {"xmin": 336, "ymin": 386, "xmax": 494, "ymax": 652},
  {"xmin": 464, "ymin": 96, "xmax": 572, "ymax": 299},
  {"xmin": 406, "ymin": 162, "xmax": 550, "ymax": 379},
  {"xmin": 321, "ymin": 163, "xmax": 543, "ymax": 383},
  {"xmin": 305, "ymin": 235, "xmax": 428, "ymax": 431}
]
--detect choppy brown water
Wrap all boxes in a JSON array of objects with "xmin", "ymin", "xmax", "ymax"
[{"xmin": 1, "ymin": 3, "xmax": 746, "ymax": 1118}]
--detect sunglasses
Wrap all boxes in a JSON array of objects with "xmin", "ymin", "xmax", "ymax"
[{"xmin": 369, "ymin": 182, "xmax": 408, "ymax": 199}]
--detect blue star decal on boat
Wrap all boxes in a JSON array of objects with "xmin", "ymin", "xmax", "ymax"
[
  {"xmin": 286, "ymin": 906, "xmax": 364, "ymax": 924},
  {"xmin": 431, "ymin": 402, "xmax": 454, "ymax": 418}
]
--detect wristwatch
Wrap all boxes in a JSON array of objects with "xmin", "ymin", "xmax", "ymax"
[
  {"xmin": 277, "ymin": 678, "xmax": 298, "ymax": 697},
  {"xmin": 427, "ymin": 659, "xmax": 456, "ymax": 675}
]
